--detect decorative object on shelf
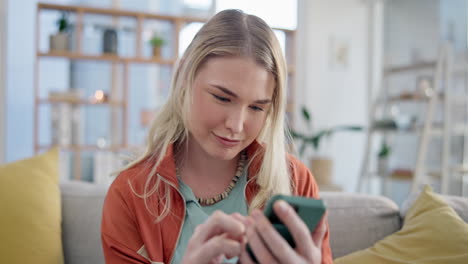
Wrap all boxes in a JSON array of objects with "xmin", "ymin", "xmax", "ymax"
[
  {"xmin": 291, "ymin": 105, "xmax": 362, "ymax": 186},
  {"xmin": 149, "ymin": 32, "xmax": 166, "ymax": 58},
  {"xmin": 102, "ymin": 28, "xmax": 118, "ymax": 54},
  {"xmin": 51, "ymin": 103, "xmax": 72, "ymax": 146},
  {"xmin": 377, "ymin": 140, "xmax": 391, "ymax": 176},
  {"xmin": 90, "ymin": 90, "xmax": 108, "ymax": 104},
  {"xmin": 49, "ymin": 90, "xmax": 81, "ymax": 103},
  {"xmin": 49, "ymin": 11, "xmax": 70, "ymax": 52},
  {"xmin": 49, "ymin": 90, "xmax": 82, "ymax": 147},
  {"xmin": 93, "ymin": 137, "xmax": 121, "ymax": 185}
]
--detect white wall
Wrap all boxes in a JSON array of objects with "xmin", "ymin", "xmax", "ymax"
[
  {"xmin": 0, "ymin": 0, "xmax": 7, "ymax": 165},
  {"xmin": 296, "ymin": 0, "xmax": 371, "ymax": 192},
  {"xmin": 6, "ymin": 0, "xmax": 73, "ymax": 163}
]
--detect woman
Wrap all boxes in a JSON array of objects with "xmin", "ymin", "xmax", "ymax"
[{"xmin": 101, "ymin": 9, "xmax": 333, "ymax": 264}]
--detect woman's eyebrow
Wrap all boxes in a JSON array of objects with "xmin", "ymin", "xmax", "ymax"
[
  {"xmin": 212, "ymin": 84, "xmax": 238, "ymax": 98},
  {"xmin": 211, "ymin": 84, "xmax": 272, "ymax": 104}
]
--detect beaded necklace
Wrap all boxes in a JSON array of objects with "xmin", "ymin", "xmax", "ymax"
[{"xmin": 176, "ymin": 151, "xmax": 247, "ymax": 206}]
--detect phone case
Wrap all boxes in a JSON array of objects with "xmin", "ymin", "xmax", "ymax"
[
  {"xmin": 247, "ymin": 194, "xmax": 326, "ymax": 262},
  {"xmin": 264, "ymin": 194, "xmax": 326, "ymax": 237}
]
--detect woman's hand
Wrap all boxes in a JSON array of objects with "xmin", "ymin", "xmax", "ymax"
[
  {"xmin": 180, "ymin": 211, "xmax": 246, "ymax": 264},
  {"xmin": 239, "ymin": 200, "xmax": 327, "ymax": 264}
]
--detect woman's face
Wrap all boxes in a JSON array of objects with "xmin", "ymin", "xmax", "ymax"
[{"xmin": 188, "ymin": 56, "xmax": 275, "ymax": 161}]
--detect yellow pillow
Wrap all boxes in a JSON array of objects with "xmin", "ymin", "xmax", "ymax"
[
  {"xmin": 335, "ymin": 185, "xmax": 468, "ymax": 264},
  {"xmin": 0, "ymin": 148, "xmax": 64, "ymax": 264}
]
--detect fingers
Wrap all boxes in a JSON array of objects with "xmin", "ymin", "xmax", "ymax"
[
  {"xmin": 231, "ymin": 212, "xmax": 248, "ymax": 224},
  {"xmin": 244, "ymin": 213, "xmax": 280, "ymax": 264},
  {"xmin": 239, "ymin": 246, "xmax": 256, "ymax": 264},
  {"xmin": 250, "ymin": 209, "xmax": 301, "ymax": 264},
  {"xmin": 193, "ymin": 233, "xmax": 243, "ymax": 261},
  {"xmin": 311, "ymin": 212, "xmax": 327, "ymax": 248},
  {"xmin": 273, "ymin": 200, "xmax": 315, "ymax": 257},
  {"xmin": 191, "ymin": 210, "xmax": 245, "ymax": 245}
]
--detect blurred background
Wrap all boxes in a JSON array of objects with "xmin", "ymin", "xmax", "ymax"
[{"xmin": 0, "ymin": 0, "xmax": 467, "ymax": 205}]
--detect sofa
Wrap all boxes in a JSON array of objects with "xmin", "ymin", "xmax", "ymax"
[{"xmin": 60, "ymin": 181, "xmax": 468, "ymax": 263}]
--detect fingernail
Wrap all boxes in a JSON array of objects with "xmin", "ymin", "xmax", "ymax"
[{"xmin": 276, "ymin": 200, "xmax": 288, "ymax": 213}]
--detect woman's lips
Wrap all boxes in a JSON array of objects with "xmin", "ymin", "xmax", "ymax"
[{"xmin": 213, "ymin": 134, "xmax": 241, "ymax": 147}]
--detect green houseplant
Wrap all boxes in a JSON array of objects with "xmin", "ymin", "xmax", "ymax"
[
  {"xmin": 377, "ymin": 140, "xmax": 391, "ymax": 176},
  {"xmin": 57, "ymin": 12, "xmax": 70, "ymax": 33},
  {"xmin": 50, "ymin": 12, "xmax": 71, "ymax": 52},
  {"xmin": 291, "ymin": 106, "xmax": 362, "ymax": 157},
  {"xmin": 149, "ymin": 33, "xmax": 166, "ymax": 58},
  {"xmin": 291, "ymin": 106, "xmax": 362, "ymax": 186}
]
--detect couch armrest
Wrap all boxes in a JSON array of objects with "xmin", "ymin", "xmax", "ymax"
[
  {"xmin": 321, "ymin": 192, "xmax": 401, "ymax": 259},
  {"xmin": 60, "ymin": 181, "xmax": 109, "ymax": 264}
]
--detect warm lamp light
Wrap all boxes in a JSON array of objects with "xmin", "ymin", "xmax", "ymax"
[{"xmin": 91, "ymin": 90, "xmax": 108, "ymax": 103}]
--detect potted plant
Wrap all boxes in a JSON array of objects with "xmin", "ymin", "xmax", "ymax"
[
  {"xmin": 377, "ymin": 140, "xmax": 391, "ymax": 176},
  {"xmin": 50, "ymin": 12, "xmax": 70, "ymax": 52},
  {"xmin": 149, "ymin": 33, "xmax": 165, "ymax": 58},
  {"xmin": 291, "ymin": 106, "xmax": 362, "ymax": 186}
]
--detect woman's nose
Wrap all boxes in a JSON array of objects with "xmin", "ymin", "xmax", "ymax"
[{"xmin": 225, "ymin": 108, "xmax": 245, "ymax": 134}]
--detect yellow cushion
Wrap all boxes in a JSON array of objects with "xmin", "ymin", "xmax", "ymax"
[
  {"xmin": 335, "ymin": 185, "xmax": 468, "ymax": 264},
  {"xmin": 0, "ymin": 148, "xmax": 64, "ymax": 264}
]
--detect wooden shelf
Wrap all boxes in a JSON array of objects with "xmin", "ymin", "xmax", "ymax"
[
  {"xmin": 38, "ymin": 98, "xmax": 125, "ymax": 107},
  {"xmin": 384, "ymin": 61, "xmax": 437, "ymax": 75},
  {"xmin": 38, "ymin": 3, "xmax": 207, "ymax": 24},
  {"xmin": 38, "ymin": 144, "xmax": 128, "ymax": 152},
  {"xmin": 38, "ymin": 52, "xmax": 177, "ymax": 65}
]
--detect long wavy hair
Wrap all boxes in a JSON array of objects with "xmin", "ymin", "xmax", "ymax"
[{"xmin": 122, "ymin": 9, "xmax": 292, "ymax": 222}]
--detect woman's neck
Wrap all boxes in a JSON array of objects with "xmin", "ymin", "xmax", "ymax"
[{"xmin": 176, "ymin": 138, "xmax": 240, "ymax": 198}]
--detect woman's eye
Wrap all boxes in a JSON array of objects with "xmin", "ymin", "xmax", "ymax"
[
  {"xmin": 250, "ymin": 105, "xmax": 264, "ymax": 112},
  {"xmin": 213, "ymin": 94, "xmax": 230, "ymax": 102}
]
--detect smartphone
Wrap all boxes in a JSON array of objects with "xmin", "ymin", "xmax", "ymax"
[{"xmin": 246, "ymin": 194, "xmax": 326, "ymax": 263}]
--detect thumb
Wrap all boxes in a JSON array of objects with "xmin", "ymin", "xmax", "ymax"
[{"xmin": 312, "ymin": 213, "xmax": 327, "ymax": 248}]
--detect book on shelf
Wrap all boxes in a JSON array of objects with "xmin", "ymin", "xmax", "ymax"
[
  {"xmin": 50, "ymin": 96, "xmax": 83, "ymax": 147},
  {"xmin": 93, "ymin": 150, "xmax": 125, "ymax": 185},
  {"xmin": 48, "ymin": 90, "xmax": 82, "ymax": 103}
]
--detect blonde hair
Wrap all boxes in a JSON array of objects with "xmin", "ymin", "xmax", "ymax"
[{"xmin": 123, "ymin": 9, "xmax": 292, "ymax": 222}]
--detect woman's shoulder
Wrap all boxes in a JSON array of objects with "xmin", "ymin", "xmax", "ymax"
[
  {"xmin": 286, "ymin": 153, "xmax": 309, "ymax": 173},
  {"xmin": 109, "ymin": 157, "xmax": 155, "ymax": 196},
  {"xmin": 286, "ymin": 153, "xmax": 320, "ymax": 198}
]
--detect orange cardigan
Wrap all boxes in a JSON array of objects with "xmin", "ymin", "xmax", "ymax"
[{"xmin": 101, "ymin": 141, "xmax": 333, "ymax": 264}]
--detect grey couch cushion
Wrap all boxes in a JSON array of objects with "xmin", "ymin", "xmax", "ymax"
[
  {"xmin": 321, "ymin": 192, "xmax": 401, "ymax": 259},
  {"xmin": 60, "ymin": 181, "xmax": 108, "ymax": 264}
]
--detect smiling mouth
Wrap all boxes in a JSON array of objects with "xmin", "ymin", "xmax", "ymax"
[
  {"xmin": 219, "ymin": 136, "xmax": 240, "ymax": 142},
  {"xmin": 213, "ymin": 133, "xmax": 241, "ymax": 144}
]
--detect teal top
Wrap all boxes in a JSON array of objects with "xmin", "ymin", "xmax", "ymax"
[{"xmin": 171, "ymin": 168, "xmax": 249, "ymax": 264}]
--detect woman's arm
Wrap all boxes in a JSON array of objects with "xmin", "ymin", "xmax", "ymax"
[{"xmin": 101, "ymin": 183, "xmax": 151, "ymax": 264}]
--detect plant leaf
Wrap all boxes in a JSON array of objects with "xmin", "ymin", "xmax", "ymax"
[
  {"xmin": 301, "ymin": 106, "xmax": 312, "ymax": 128},
  {"xmin": 301, "ymin": 106, "xmax": 311, "ymax": 122}
]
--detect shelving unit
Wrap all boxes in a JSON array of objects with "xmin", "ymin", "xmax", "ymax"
[
  {"xmin": 358, "ymin": 42, "xmax": 468, "ymax": 196},
  {"xmin": 34, "ymin": 3, "xmax": 297, "ymax": 181},
  {"xmin": 34, "ymin": 3, "xmax": 208, "ymax": 181}
]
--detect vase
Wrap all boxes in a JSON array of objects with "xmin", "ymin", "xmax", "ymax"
[
  {"xmin": 103, "ymin": 28, "xmax": 118, "ymax": 54},
  {"xmin": 310, "ymin": 158, "xmax": 333, "ymax": 185},
  {"xmin": 49, "ymin": 33, "xmax": 69, "ymax": 52},
  {"xmin": 152, "ymin": 46, "xmax": 161, "ymax": 58},
  {"xmin": 377, "ymin": 157, "xmax": 388, "ymax": 177}
]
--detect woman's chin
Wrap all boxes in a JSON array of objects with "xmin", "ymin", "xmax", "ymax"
[{"xmin": 208, "ymin": 146, "xmax": 241, "ymax": 161}]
